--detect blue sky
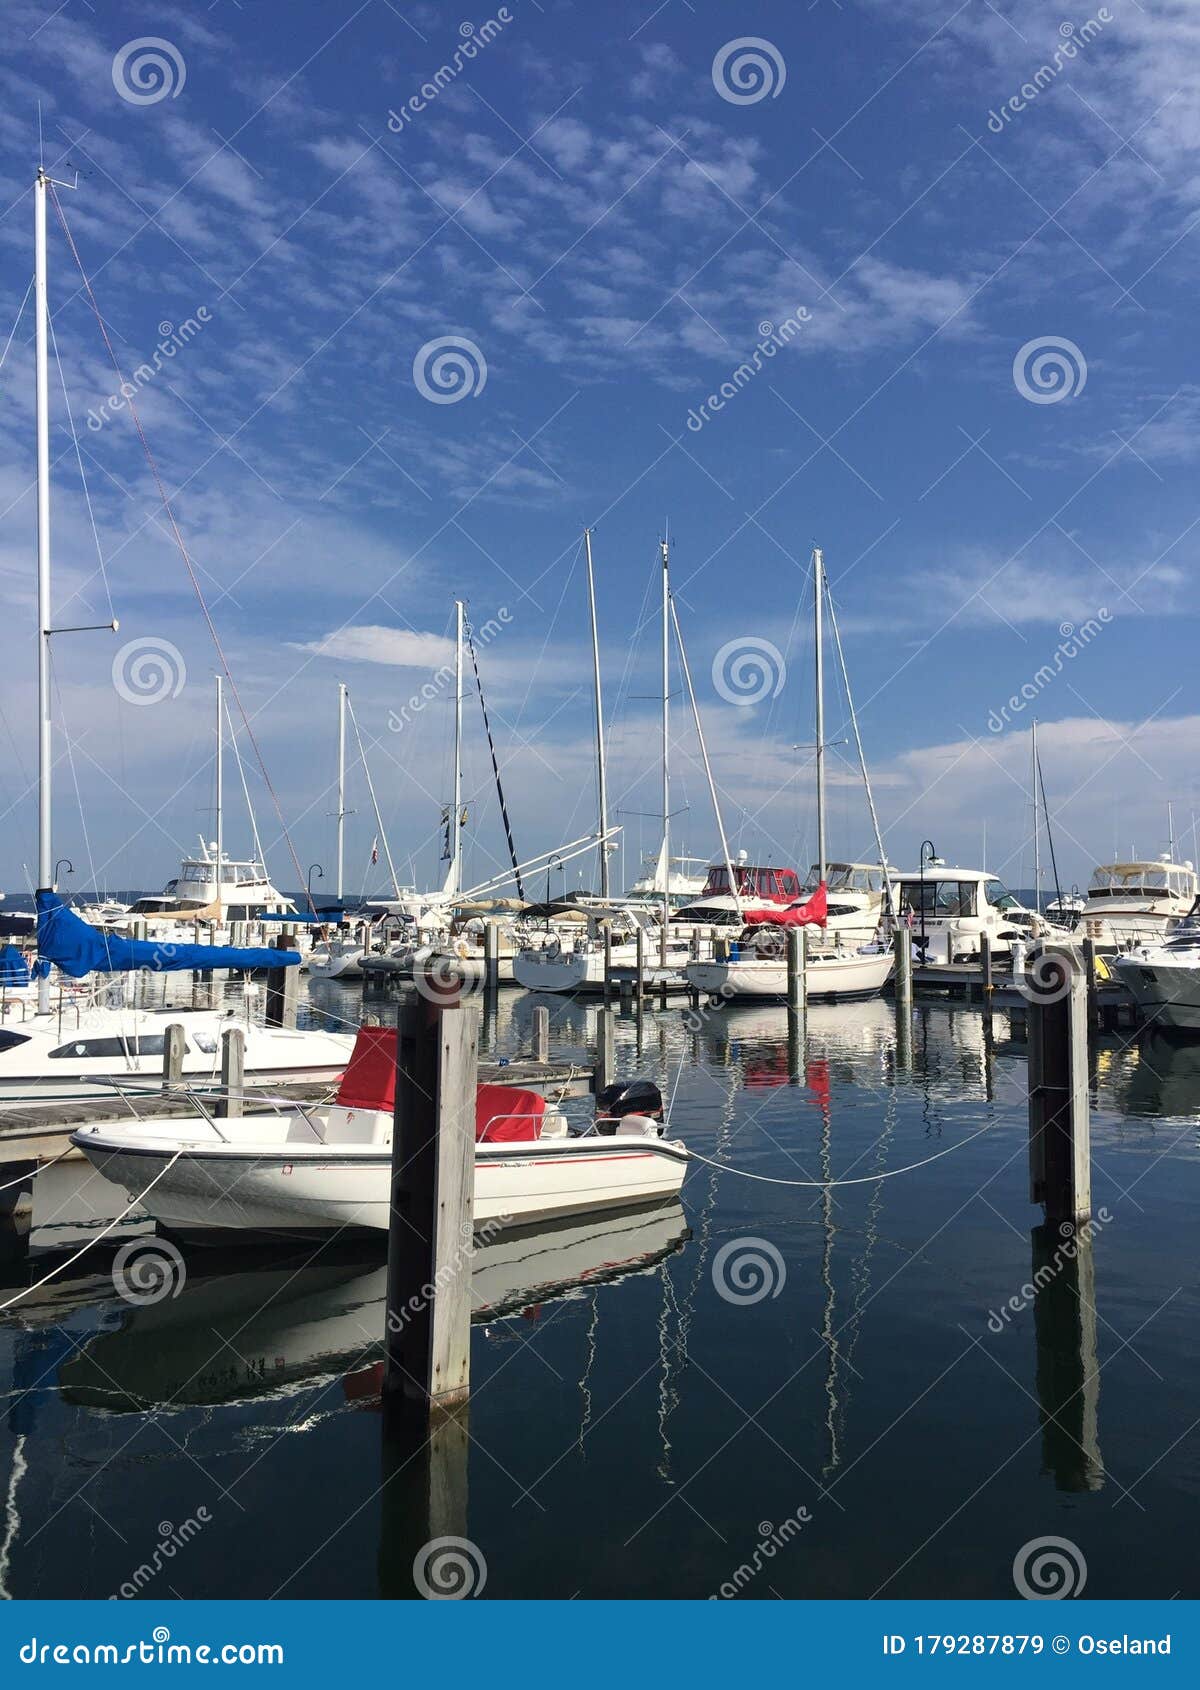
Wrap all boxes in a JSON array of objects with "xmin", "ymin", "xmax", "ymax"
[{"xmin": 0, "ymin": 0, "xmax": 1196, "ymax": 901}]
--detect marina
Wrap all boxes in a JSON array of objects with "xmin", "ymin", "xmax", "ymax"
[{"xmin": 1, "ymin": 0, "xmax": 1198, "ymax": 1642}]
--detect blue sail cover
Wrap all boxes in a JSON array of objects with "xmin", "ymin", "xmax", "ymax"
[
  {"xmin": 0, "ymin": 943, "xmax": 30, "ymax": 986},
  {"xmin": 36, "ymin": 890, "xmax": 301, "ymax": 978}
]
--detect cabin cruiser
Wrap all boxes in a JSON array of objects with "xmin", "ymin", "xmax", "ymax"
[
  {"xmin": 1110, "ymin": 902, "xmax": 1200, "ymax": 1031},
  {"xmin": 801, "ymin": 861, "xmax": 892, "ymax": 945},
  {"xmin": 684, "ymin": 888, "xmax": 894, "ymax": 1003},
  {"xmin": 1081, "ymin": 858, "xmax": 1197, "ymax": 951},
  {"xmin": 628, "ymin": 852, "xmax": 708, "ymax": 905},
  {"xmin": 71, "ymin": 1028, "xmax": 689, "ymax": 1238},
  {"xmin": 894, "ymin": 867, "xmax": 1065, "ymax": 964},
  {"xmin": 672, "ymin": 861, "xmax": 806, "ymax": 929},
  {"xmin": 122, "ymin": 840, "xmax": 307, "ymax": 950},
  {"xmin": 1046, "ymin": 890, "xmax": 1086, "ymax": 930}
]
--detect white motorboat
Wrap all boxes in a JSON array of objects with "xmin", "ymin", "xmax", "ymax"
[
  {"xmin": 894, "ymin": 866, "xmax": 1067, "ymax": 964},
  {"xmin": 514, "ymin": 908, "xmax": 692, "ymax": 995},
  {"xmin": 0, "ymin": 1005, "xmax": 353, "ymax": 1102},
  {"xmin": 71, "ymin": 1028, "xmax": 688, "ymax": 1238},
  {"xmin": 1081, "ymin": 857, "xmax": 1197, "ymax": 950},
  {"xmin": 686, "ymin": 941, "xmax": 894, "ymax": 1003},
  {"xmin": 672, "ymin": 859, "xmax": 808, "ymax": 930},
  {"xmin": 799, "ymin": 861, "xmax": 891, "ymax": 946},
  {"xmin": 1110, "ymin": 906, "xmax": 1200, "ymax": 1031},
  {"xmin": 306, "ymin": 934, "xmax": 367, "ymax": 980}
]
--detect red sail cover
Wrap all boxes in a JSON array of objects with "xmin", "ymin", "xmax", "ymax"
[
  {"xmin": 742, "ymin": 881, "xmax": 828, "ymax": 928},
  {"xmin": 336, "ymin": 1027, "xmax": 543, "ymax": 1142}
]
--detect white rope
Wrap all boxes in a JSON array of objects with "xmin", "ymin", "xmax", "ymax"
[
  {"xmin": 684, "ymin": 1120, "xmax": 996, "ymax": 1188},
  {"xmin": 0, "ymin": 275, "xmax": 32, "ymax": 376},
  {"xmin": 0, "ymin": 1149, "xmax": 183, "ymax": 1313},
  {"xmin": 0, "ymin": 1147, "xmax": 72, "ymax": 1194}
]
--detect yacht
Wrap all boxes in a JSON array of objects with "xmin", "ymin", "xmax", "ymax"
[
  {"xmin": 673, "ymin": 860, "xmax": 806, "ymax": 929},
  {"xmin": 802, "ymin": 861, "xmax": 892, "ymax": 944},
  {"xmin": 1110, "ymin": 902, "xmax": 1200, "ymax": 1031},
  {"xmin": 894, "ymin": 866, "xmax": 1065, "ymax": 963},
  {"xmin": 628, "ymin": 852, "xmax": 708, "ymax": 905},
  {"xmin": 124, "ymin": 838, "xmax": 299, "ymax": 933},
  {"xmin": 514, "ymin": 906, "xmax": 691, "ymax": 995},
  {"xmin": 1081, "ymin": 857, "xmax": 1197, "ymax": 950}
]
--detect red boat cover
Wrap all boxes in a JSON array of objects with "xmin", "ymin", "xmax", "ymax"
[
  {"xmin": 336, "ymin": 1027, "xmax": 544, "ymax": 1143},
  {"xmin": 742, "ymin": 881, "xmax": 828, "ymax": 928}
]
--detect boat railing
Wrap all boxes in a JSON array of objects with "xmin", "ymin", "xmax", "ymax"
[{"xmin": 86, "ymin": 1076, "xmax": 334, "ymax": 1146}]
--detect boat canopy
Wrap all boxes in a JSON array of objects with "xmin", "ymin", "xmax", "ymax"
[
  {"xmin": 336, "ymin": 1026, "xmax": 545, "ymax": 1142},
  {"xmin": 35, "ymin": 890, "xmax": 300, "ymax": 978},
  {"xmin": 0, "ymin": 943, "xmax": 29, "ymax": 986},
  {"xmin": 742, "ymin": 882, "xmax": 828, "ymax": 929}
]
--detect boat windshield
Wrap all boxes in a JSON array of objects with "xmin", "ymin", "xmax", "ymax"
[
  {"xmin": 815, "ymin": 864, "xmax": 883, "ymax": 894},
  {"xmin": 1089, "ymin": 866, "xmax": 1192, "ymax": 896},
  {"xmin": 983, "ymin": 879, "xmax": 1020, "ymax": 911}
]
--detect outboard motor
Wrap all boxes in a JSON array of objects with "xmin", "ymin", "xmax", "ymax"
[{"xmin": 595, "ymin": 1078, "xmax": 664, "ymax": 1138}]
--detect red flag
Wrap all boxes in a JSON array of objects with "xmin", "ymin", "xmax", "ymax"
[{"xmin": 743, "ymin": 880, "xmax": 827, "ymax": 928}]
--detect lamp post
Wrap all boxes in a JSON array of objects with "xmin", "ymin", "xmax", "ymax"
[
  {"xmin": 307, "ymin": 862, "xmax": 324, "ymax": 912},
  {"xmin": 53, "ymin": 857, "xmax": 73, "ymax": 893},
  {"xmin": 919, "ymin": 840, "xmax": 937, "ymax": 951}
]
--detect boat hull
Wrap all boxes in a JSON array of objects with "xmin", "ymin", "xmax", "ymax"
[
  {"xmin": 73, "ymin": 1133, "xmax": 689, "ymax": 1238},
  {"xmin": 685, "ymin": 950, "xmax": 894, "ymax": 1002},
  {"xmin": 1111, "ymin": 956, "xmax": 1200, "ymax": 1031}
]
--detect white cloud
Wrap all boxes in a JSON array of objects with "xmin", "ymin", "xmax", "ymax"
[{"xmin": 296, "ymin": 626, "xmax": 456, "ymax": 668}]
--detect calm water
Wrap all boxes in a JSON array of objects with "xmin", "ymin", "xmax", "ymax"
[{"xmin": 2, "ymin": 982, "xmax": 1199, "ymax": 1600}]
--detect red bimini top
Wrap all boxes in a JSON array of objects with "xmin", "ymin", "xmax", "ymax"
[
  {"xmin": 742, "ymin": 881, "xmax": 828, "ymax": 928},
  {"xmin": 336, "ymin": 1027, "xmax": 545, "ymax": 1143}
]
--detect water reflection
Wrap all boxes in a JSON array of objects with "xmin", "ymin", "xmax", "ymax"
[{"xmin": 1031, "ymin": 1220, "xmax": 1104, "ymax": 1493}]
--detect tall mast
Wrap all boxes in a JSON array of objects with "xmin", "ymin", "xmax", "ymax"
[
  {"xmin": 214, "ymin": 673, "xmax": 224, "ymax": 909},
  {"xmin": 1168, "ymin": 799, "xmax": 1175, "ymax": 860},
  {"xmin": 660, "ymin": 539, "xmax": 670, "ymax": 964},
  {"xmin": 336, "ymin": 681, "xmax": 347, "ymax": 901},
  {"xmin": 451, "ymin": 599, "xmax": 464, "ymax": 898},
  {"xmin": 813, "ymin": 546, "xmax": 827, "ymax": 886},
  {"xmin": 35, "ymin": 167, "xmax": 52, "ymax": 1012},
  {"xmin": 670, "ymin": 596, "xmax": 744, "ymax": 922},
  {"xmin": 1032, "ymin": 719, "xmax": 1041, "ymax": 914},
  {"xmin": 584, "ymin": 528, "xmax": 610, "ymax": 898}
]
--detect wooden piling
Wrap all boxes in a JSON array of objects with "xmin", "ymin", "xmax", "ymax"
[
  {"xmin": 483, "ymin": 921, "xmax": 500, "ymax": 992},
  {"xmin": 1027, "ymin": 947, "xmax": 1091, "ymax": 1226},
  {"xmin": 162, "ymin": 1022, "xmax": 186, "ymax": 1091},
  {"xmin": 531, "ymin": 1004, "xmax": 550, "ymax": 1064},
  {"xmin": 385, "ymin": 990, "xmax": 479, "ymax": 1416},
  {"xmin": 893, "ymin": 925, "xmax": 913, "ymax": 1008},
  {"xmin": 979, "ymin": 932, "xmax": 993, "ymax": 1028},
  {"xmin": 602, "ymin": 924, "xmax": 613, "ymax": 1002},
  {"xmin": 787, "ymin": 926, "xmax": 807, "ymax": 1018},
  {"xmin": 595, "ymin": 1005, "xmax": 615, "ymax": 1097},
  {"xmin": 264, "ymin": 935, "xmax": 298, "ymax": 1029},
  {"xmin": 1082, "ymin": 936, "xmax": 1099, "ymax": 1031},
  {"xmin": 635, "ymin": 926, "xmax": 646, "ymax": 1002},
  {"xmin": 216, "ymin": 1026, "xmax": 244, "ymax": 1118}
]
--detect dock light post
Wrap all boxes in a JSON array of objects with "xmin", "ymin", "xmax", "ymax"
[
  {"xmin": 306, "ymin": 862, "xmax": 324, "ymax": 907},
  {"xmin": 919, "ymin": 840, "xmax": 939, "ymax": 951},
  {"xmin": 53, "ymin": 857, "xmax": 73, "ymax": 892}
]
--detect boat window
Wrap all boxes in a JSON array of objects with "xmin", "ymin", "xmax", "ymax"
[
  {"xmin": 983, "ymin": 879, "xmax": 1019, "ymax": 911},
  {"xmin": 47, "ymin": 1034, "xmax": 170, "ymax": 1060},
  {"xmin": 898, "ymin": 879, "xmax": 976, "ymax": 917},
  {"xmin": 0, "ymin": 1030, "xmax": 32, "ymax": 1051}
]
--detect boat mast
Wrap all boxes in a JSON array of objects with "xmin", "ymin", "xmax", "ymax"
[
  {"xmin": 584, "ymin": 528, "xmax": 610, "ymax": 899},
  {"xmin": 214, "ymin": 673, "xmax": 224, "ymax": 911},
  {"xmin": 35, "ymin": 167, "xmax": 52, "ymax": 1012},
  {"xmin": 336, "ymin": 681, "xmax": 347, "ymax": 901},
  {"xmin": 669, "ymin": 596, "xmax": 744, "ymax": 922},
  {"xmin": 813, "ymin": 546, "xmax": 827, "ymax": 886},
  {"xmin": 825, "ymin": 583, "xmax": 894, "ymax": 922},
  {"xmin": 1032, "ymin": 719, "xmax": 1041, "ymax": 914},
  {"xmin": 448, "ymin": 598, "xmax": 465, "ymax": 898},
  {"xmin": 660, "ymin": 539, "xmax": 670, "ymax": 965}
]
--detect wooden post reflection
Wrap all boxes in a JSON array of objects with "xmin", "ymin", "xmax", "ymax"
[
  {"xmin": 378, "ymin": 1399, "xmax": 471, "ymax": 1598},
  {"xmin": 1031, "ymin": 1219, "xmax": 1104, "ymax": 1493}
]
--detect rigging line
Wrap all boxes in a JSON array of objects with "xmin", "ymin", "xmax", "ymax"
[
  {"xmin": 47, "ymin": 186, "xmax": 314, "ymax": 918},
  {"xmin": 225, "ymin": 695, "xmax": 267, "ymax": 872},
  {"xmin": 0, "ymin": 1149, "xmax": 184, "ymax": 1313},
  {"xmin": 1037, "ymin": 750, "xmax": 1064, "ymax": 912},
  {"xmin": 0, "ymin": 274, "xmax": 33, "ymax": 375},
  {"xmin": 45, "ymin": 303, "xmax": 116, "ymax": 622},
  {"xmin": 683, "ymin": 1119, "xmax": 996, "ymax": 1188},
  {"xmin": 52, "ymin": 683, "xmax": 102, "ymax": 898},
  {"xmin": 345, "ymin": 694, "xmax": 402, "ymax": 901},
  {"xmin": 464, "ymin": 616, "xmax": 524, "ymax": 899},
  {"xmin": 0, "ymin": 1148, "xmax": 72, "ymax": 1194}
]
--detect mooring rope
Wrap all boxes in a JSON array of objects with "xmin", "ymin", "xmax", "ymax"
[
  {"xmin": 0, "ymin": 1149, "xmax": 183, "ymax": 1314},
  {"xmin": 683, "ymin": 1120, "xmax": 996, "ymax": 1188}
]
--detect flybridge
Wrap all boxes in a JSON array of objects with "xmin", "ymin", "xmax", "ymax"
[{"xmin": 698, "ymin": 865, "xmax": 802, "ymax": 903}]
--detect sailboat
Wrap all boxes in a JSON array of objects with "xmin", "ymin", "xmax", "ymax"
[
  {"xmin": 0, "ymin": 166, "xmax": 353, "ymax": 1101},
  {"xmin": 684, "ymin": 546, "xmax": 895, "ymax": 1002}
]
